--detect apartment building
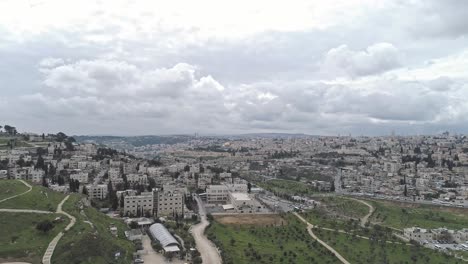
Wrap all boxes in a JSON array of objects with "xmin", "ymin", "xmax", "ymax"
[
  {"xmin": 70, "ymin": 172, "xmax": 89, "ymax": 183},
  {"xmin": 154, "ymin": 186, "xmax": 185, "ymax": 217},
  {"xmin": 123, "ymin": 192, "xmax": 154, "ymax": 217},
  {"xmin": 86, "ymin": 184, "xmax": 108, "ymax": 200}
]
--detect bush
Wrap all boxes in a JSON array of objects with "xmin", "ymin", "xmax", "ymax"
[{"xmin": 36, "ymin": 219, "xmax": 54, "ymax": 233}]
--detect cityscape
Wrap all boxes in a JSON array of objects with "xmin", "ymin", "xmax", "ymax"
[
  {"xmin": 0, "ymin": 127, "xmax": 467, "ymax": 263},
  {"xmin": 1, "ymin": 0, "xmax": 468, "ymax": 264}
]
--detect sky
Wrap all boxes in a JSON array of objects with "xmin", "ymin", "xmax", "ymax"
[{"xmin": 1, "ymin": 0, "xmax": 468, "ymax": 136}]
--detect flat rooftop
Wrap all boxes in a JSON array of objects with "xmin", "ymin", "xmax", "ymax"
[{"xmin": 230, "ymin": 192, "xmax": 251, "ymax": 201}]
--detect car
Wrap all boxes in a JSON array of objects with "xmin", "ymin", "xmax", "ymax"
[{"xmin": 134, "ymin": 259, "xmax": 144, "ymax": 263}]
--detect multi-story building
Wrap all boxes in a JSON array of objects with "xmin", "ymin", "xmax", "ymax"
[
  {"xmin": 70, "ymin": 172, "xmax": 89, "ymax": 183},
  {"xmin": 126, "ymin": 174, "xmax": 148, "ymax": 185},
  {"xmin": 123, "ymin": 192, "xmax": 153, "ymax": 217},
  {"xmin": 86, "ymin": 184, "xmax": 108, "ymax": 200},
  {"xmin": 29, "ymin": 168, "xmax": 45, "ymax": 183},
  {"xmin": 206, "ymin": 183, "xmax": 248, "ymax": 204},
  {"xmin": 154, "ymin": 186, "xmax": 185, "ymax": 217},
  {"xmin": 206, "ymin": 185, "xmax": 229, "ymax": 204}
]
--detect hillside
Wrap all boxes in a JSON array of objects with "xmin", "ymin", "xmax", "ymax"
[{"xmin": 0, "ymin": 180, "xmax": 135, "ymax": 264}]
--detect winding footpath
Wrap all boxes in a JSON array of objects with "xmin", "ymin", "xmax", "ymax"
[
  {"xmin": 0, "ymin": 180, "xmax": 77, "ymax": 264},
  {"xmin": 345, "ymin": 197, "xmax": 375, "ymax": 227},
  {"xmin": 0, "ymin": 180, "xmax": 32, "ymax": 203},
  {"xmin": 42, "ymin": 195, "xmax": 76, "ymax": 264},
  {"xmin": 190, "ymin": 196, "xmax": 222, "ymax": 264},
  {"xmin": 294, "ymin": 212, "xmax": 351, "ymax": 264}
]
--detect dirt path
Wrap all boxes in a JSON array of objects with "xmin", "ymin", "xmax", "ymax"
[
  {"xmin": 293, "ymin": 212, "xmax": 351, "ymax": 264},
  {"xmin": 0, "ymin": 180, "xmax": 32, "ymax": 204},
  {"xmin": 0, "ymin": 209, "xmax": 51, "ymax": 214},
  {"xmin": 42, "ymin": 195, "xmax": 76, "ymax": 264},
  {"xmin": 190, "ymin": 196, "xmax": 222, "ymax": 264},
  {"xmin": 346, "ymin": 197, "xmax": 375, "ymax": 227}
]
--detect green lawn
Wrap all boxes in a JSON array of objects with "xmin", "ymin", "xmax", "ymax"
[
  {"xmin": 53, "ymin": 194, "xmax": 135, "ymax": 264},
  {"xmin": 258, "ymin": 179, "xmax": 318, "ymax": 197},
  {"xmin": 0, "ymin": 183, "xmax": 65, "ymax": 211},
  {"xmin": 206, "ymin": 213, "xmax": 340, "ymax": 264},
  {"xmin": 0, "ymin": 180, "xmax": 29, "ymax": 201},
  {"xmin": 0, "ymin": 212, "xmax": 69, "ymax": 264},
  {"xmin": 317, "ymin": 229, "xmax": 461, "ymax": 264},
  {"xmin": 369, "ymin": 200, "xmax": 468, "ymax": 230}
]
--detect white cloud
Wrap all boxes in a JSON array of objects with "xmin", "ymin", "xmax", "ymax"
[{"xmin": 322, "ymin": 43, "xmax": 402, "ymax": 77}]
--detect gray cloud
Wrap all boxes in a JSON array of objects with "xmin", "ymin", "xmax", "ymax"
[
  {"xmin": 2, "ymin": 1, "xmax": 468, "ymax": 135},
  {"xmin": 322, "ymin": 43, "xmax": 401, "ymax": 77}
]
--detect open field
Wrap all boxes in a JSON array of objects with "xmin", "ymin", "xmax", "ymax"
[
  {"xmin": 368, "ymin": 199, "xmax": 468, "ymax": 230},
  {"xmin": 300, "ymin": 209, "xmax": 400, "ymax": 242},
  {"xmin": 317, "ymin": 196, "xmax": 370, "ymax": 219},
  {"xmin": 0, "ymin": 180, "xmax": 29, "ymax": 201},
  {"xmin": 258, "ymin": 179, "xmax": 318, "ymax": 196},
  {"xmin": 206, "ymin": 213, "xmax": 339, "ymax": 264},
  {"xmin": 214, "ymin": 214, "xmax": 285, "ymax": 226},
  {"xmin": 317, "ymin": 229, "xmax": 461, "ymax": 264},
  {"xmin": 0, "ymin": 183, "xmax": 65, "ymax": 211},
  {"xmin": 0, "ymin": 212, "xmax": 69, "ymax": 264},
  {"xmin": 52, "ymin": 194, "xmax": 135, "ymax": 264}
]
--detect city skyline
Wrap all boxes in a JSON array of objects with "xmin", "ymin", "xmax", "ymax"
[{"xmin": 1, "ymin": 0, "xmax": 468, "ymax": 135}]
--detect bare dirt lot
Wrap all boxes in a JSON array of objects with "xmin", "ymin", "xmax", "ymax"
[{"xmin": 214, "ymin": 214, "xmax": 286, "ymax": 226}]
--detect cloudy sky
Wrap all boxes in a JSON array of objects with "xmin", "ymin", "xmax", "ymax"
[{"xmin": 1, "ymin": 0, "xmax": 468, "ymax": 136}]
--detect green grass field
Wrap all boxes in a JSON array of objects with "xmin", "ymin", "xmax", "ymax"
[
  {"xmin": 0, "ymin": 212, "xmax": 69, "ymax": 264},
  {"xmin": 206, "ymin": 213, "xmax": 339, "ymax": 264},
  {"xmin": 317, "ymin": 229, "xmax": 461, "ymax": 264},
  {"xmin": 369, "ymin": 199, "xmax": 468, "ymax": 230},
  {"xmin": 0, "ymin": 183, "xmax": 65, "ymax": 211},
  {"xmin": 258, "ymin": 179, "xmax": 318, "ymax": 196},
  {"xmin": 0, "ymin": 180, "xmax": 29, "ymax": 201},
  {"xmin": 53, "ymin": 194, "xmax": 135, "ymax": 264},
  {"xmin": 318, "ymin": 196, "xmax": 370, "ymax": 219}
]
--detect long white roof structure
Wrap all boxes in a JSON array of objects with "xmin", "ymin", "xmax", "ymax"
[{"xmin": 148, "ymin": 223, "xmax": 180, "ymax": 248}]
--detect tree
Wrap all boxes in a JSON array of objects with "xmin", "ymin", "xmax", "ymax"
[
  {"xmin": 82, "ymin": 186, "xmax": 88, "ymax": 195},
  {"xmin": 3, "ymin": 125, "xmax": 16, "ymax": 135},
  {"xmin": 42, "ymin": 175, "xmax": 48, "ymax": 187},
  {"xmin": 56, "ymin": 132, "xmax": 68, "ymax": 142},
  {"xmin": 35, "ymin": 155, "xmax": 45, "ymax": 170},
  {"xmin": 119, "ymin": 193, "xmax": 125, "ymax": 208},
  {"xmin": 129, "ymin": 221, "xmax": 139, "ymax": 229},
  {"xmin": 36, "ymin": 220, "xmax": 54, "ymax": 233}
]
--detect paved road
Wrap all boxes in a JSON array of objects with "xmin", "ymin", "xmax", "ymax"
[
  {"xmin": 294, "ymin": 212, "xmax": 351, "ymax": 264},
  {"xmin": 0, "ymin": 180, "xmax": 32, "ymax": 204},
  {"xmin": 190, "ymin": 196, "xmax": 222, "ymax": 264},
  {"xmin": 42, "ymin": 195, "xmax": 76, "ymax": 264}
]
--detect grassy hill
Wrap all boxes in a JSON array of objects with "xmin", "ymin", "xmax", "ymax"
[
  {"xmin": 0, "ymin": 182, "xmax": 65, "ymax": 211},
  {"xmin": 52, "ymin": 194, "xmax": 135, "ymax": 264},
  {"xmin": 0, "ymin": 212, "xmax": 69, "ymax": 264},
  {"xmin": 0, "ymin": 181, "xmax": 135, "ymax": 264},
  {"xmin": 0, "ymin": 180, "xmax": 29, "ymax": 201}
]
